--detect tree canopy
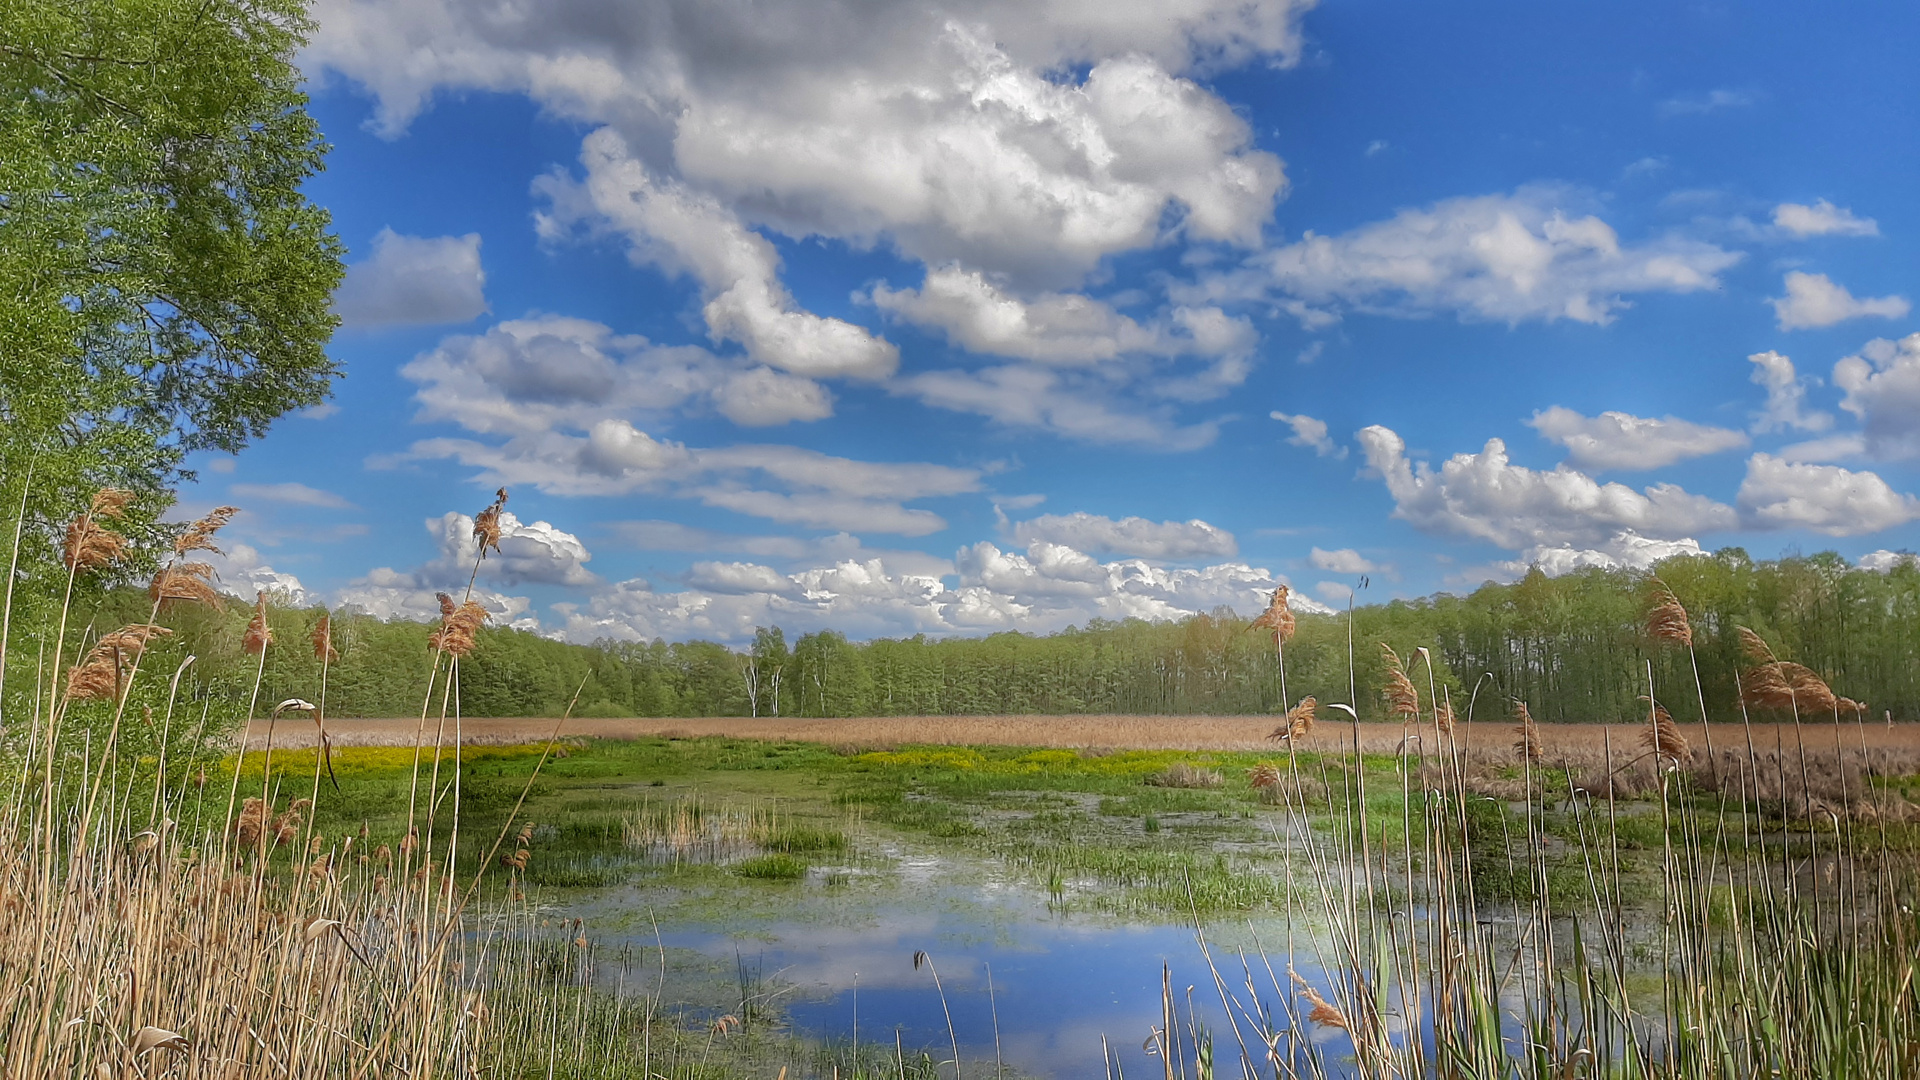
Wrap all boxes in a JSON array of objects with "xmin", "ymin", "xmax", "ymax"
[{"xmin": 1, "ymin": 0, "xmax": 343, "ymax": 520}]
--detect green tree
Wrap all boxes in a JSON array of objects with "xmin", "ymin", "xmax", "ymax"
[{"xmin": 1, "ymin": 0, "xmax": 344, "ymax": 519}]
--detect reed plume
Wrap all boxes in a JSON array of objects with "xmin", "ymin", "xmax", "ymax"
[
  {"xmin": 1380, "ymin": 644, "xmax": 1419, "ymax": 722},
  {"xmin": 1248, "ymin": 585, "xmax": 1295, "ymax": 643},
  {"xmin": 1269, "ymin": 696, "xmax": 1316, "ymax": 740},
  {"xmin": 62, "ymin": 489, "xmax": 134, "ymax": 572},
  {"xmin": 173, "ymin": 505, "xmax": 239, "ymax": 556},
  {"xmin": 430, "ymin": 599, "xmax": 488, "ymax": 657},
  {"xmin": 1289, "ymin": 967, "xmax": 1350, "ymax": 1031},
  {"xmin": 473, "ymin": 488, "xmax": 509, "ymax": 557},
  {"xmin": 1249, "ymin": 763, "xmax": 1283, "ymax": 791},
  {"xmin": 242, "ymin": 592, "xmax": 273, "ymax": 655},
  {"xmin": 1434, "ymin": 696, "xmax": 1456, "ymax": 735},
  {"xmin": 312, "ymin": 613, "xmax": 338, "ymax": 663},
  {"xmin": 1512, "ymin": 699, "xmax": 1543, "ymax": 764},
  {"xmin": 66, "ymin": 624, "xmax": 172, "ymax": 701},
  {"xmin": 1737, "ymin": 626, "xmax": 1776, "ymax": 663},
  {"xmin": 1638, "ymin": 699, "xmax": 1693, "ymax": 764},
  {"xmin": 149, "ymin": 561, "xmax": 223, "ymax": 608},
  {"xmin": 1646, "ymin": 583, "xmax": 1692, "ymax": 646}
]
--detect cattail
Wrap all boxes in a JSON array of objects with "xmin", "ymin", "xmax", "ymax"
[
  {"xmin": 243, "ymin": 593, "xmax": 273, "ymax": 655},
  {"xmin": 174, "ymin": 505, "xmax": 239, "ymax": 557},
  {"xmin": 1380, "ymin": 644, "xmax": 1419, "ymax": 722},
  {"xmin": 473, "ymin": 488, "xmax": 509, "ymax": 556},
  {"xmin": 66, "ymin": 625, "xmax": 172, "ymax": 701},
  {"xmin": 1248, "ymin": 585, "xmax": 1296, "ymax": 643},
  {"xmin": 1289, "ymin": 967, "xmax": 1350, "ymax": 1031},
  {"xmin": 1249, "ymin": 763, "xmax": 1282, "ymax": 791},
  {"xmin": 429, "ymin": 599, "xmax": 488, "ymax": 657},
  {"xmin": 1646, "ymin": 584, "xmax": 1692, "ymax": 647},
  {"xmin": 1269, "ymin": 696, "xmax": 1316, "ymax": 741},
  {"xmin": 1639, "ymin": 699, "xmax": 1693, "ymax": 764},
  {"xmin": 1513, "ymin": 700, "xmax": 1543, "ymax": 764},
  {"xmin": 63, "ymin": 491, "xmax": 134, "ymax": 572},
  {"xmin": 312, "ymin": 613, "xmax": 338, "ymax": 663},
  {"xmin": 150, "ymin": 561, "xmax": 223, "ymax": 608}
]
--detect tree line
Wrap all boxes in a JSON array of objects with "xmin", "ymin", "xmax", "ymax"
[{"xmin": 51, "ymin": 546, "xmax": 1920, "ymax": 726}]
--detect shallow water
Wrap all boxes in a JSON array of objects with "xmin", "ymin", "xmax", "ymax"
[{"xmin": 567, "ymin": 842, "xmax": 1354, "ymax": 1080}]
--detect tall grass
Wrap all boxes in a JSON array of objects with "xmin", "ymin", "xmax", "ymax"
[{"xmin": 1190, "ymin": 593, "xmax": 1920, "ymax": 1080}]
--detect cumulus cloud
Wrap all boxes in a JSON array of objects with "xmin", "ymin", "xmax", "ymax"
[
  {"xmin": 424, "ymin": 509, "xmax": 597, "ymax": 586},
  {"xmin": 1772, "ymin": 200, "xmax": 1878, "ymax": 239},
  {"xmin": 1356, "ymin": 424, "xmax": 1737, "ymax": 552},
  {"xmin": 305, "ymin": 0, "xmax": 1316, "ymax": 445},
  {"xmin": 1736, "ymin": 453, "xmax": 1920, "ymax": 536},
  {"xmin": 404, "ymin": 315, "xmax": 835, "ymax": 433},
  {"xmin": 228, "ymin": 482, "xmax": 358, "ymax": 510},
  {"xmin": 1834, "ymin": 333, "xmax": 1920, "ymax": 459},
  {"xmin": 1859, "ymin": 550, "xmax": 1919, "ymax": 572},
  {"xmin": 1194, "ymin": 186, "xmax": 1740, "ymax": 326},
  {"xmin": 1271, "ymin": 411, "xmax": 1346, "ymax": 458},
  {"xmin": 1527, "ymin": 407, "xmax": 1747, "ymax": 471},
  {"xmin": 1510, "ymin": 533, "xmax": 1707, "ymax": 578},
  {"xmin": 553, "ymin": 538, "xmax": 1328, "ymax": 645},
  {"xmin": 1309, "ymin": 547, "xmax": 1375, "ymax": 573},
  {"xmin": 537, "ymin": 130, "xmax": 899, "ymax": 379},
  {"xmin": 867, "ymin": 266, "xmax": 1253, "ymax": 366},
  {"xmin": 1009, "ymin": 512, "xmax": 1237, "ymax": 559},
  {"xmin": 197, "ymin": 544, "xmax": 313, "ymax": 606},
  {"xmin": 895, "ymin": 365, "xmax": 1220, "ymax": 450},
  {"xmin": 333, "ymin": 571, "xmax": 533, "ymax": 629},
  {"xmin": 332, "ymin": 229, "xmax": 488, "ymax": 328},
  {"xmin": 1748, "ymin": 350, "xmax": 1833, "ymax": 433},
  {"xmin": 1770, "ymin": 271, "xmax": 1910, "ymax": 330}
]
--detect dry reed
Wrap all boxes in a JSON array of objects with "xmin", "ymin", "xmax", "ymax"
[
  {"xmin": 242, "ymin": 592, "xmax": 273, "ymax": 655},
  {"xmin": 1269, "ymin": 696, "xmax": 1317, "ymax": 741},
  {"xmin": 1512, "ymin": 699, "xmax": 1544, "ymax": 763},
  {"xmin": 1248, "ymin": 585, "xmax": 1295, "ymax": 643}
]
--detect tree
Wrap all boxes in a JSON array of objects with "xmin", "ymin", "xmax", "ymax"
[{"xmin": 1, "ymin": 0, "xmax": 345, "ymax": 521}]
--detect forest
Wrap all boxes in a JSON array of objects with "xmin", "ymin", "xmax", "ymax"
[{"xmin": 70, "ymin": 545, "xmax": 1920, "ymax": 726}]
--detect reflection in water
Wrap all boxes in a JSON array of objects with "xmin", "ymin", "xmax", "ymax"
[{"xmin": 573, "ymin": 850, "xmax": 1352, "ymax": 1080}]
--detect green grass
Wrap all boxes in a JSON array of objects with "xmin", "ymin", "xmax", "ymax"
[{"xmin": 732, "ymin": 853, "xmax": 808, "ymax": 880}]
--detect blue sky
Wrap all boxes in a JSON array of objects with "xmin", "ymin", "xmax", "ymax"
[{"xmin": 183, "ymin": 0, "xmax": 1920, "ymax": 642}]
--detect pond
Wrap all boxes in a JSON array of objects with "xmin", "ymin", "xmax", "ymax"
[{"xmin": 565, "ymin": 839, "xmax": 1359, "ymax": 1080}]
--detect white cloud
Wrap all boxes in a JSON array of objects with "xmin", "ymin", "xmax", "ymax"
[
  {"xmin": 537, "ymin": 130, "xmax": 899, "ymax": 380},
  {"xmin": 1510, "ymin": 533, "xmax": 1707, "ymax": 578},
  {"xmin": 607, "ymin": 521, "xmax": 957, "ymax": 577},
  {"xmin": 1859, "ymin": 550, "xmax": 1918, "ymax": 572},
  {"xmin": 1009, "ymin": 512, "xmax": 1237, "ymax": 559},
  {"xmin": 1777, "ymin": 433, "xmax": 1866, "ymax": 463},
  {"xmin": 1311, "ymin": 581, "xmax": 1353, "ymax": 606},
  {"xmin": 423, "ymin": 509, "xmax": 597, "ymax": 586},
  {"xmin": 332, "ymin": 570, "xmax": 533, "ymax": 628},
  {"xmin": 1527, "ymin": 406, "xmax": 1748, "ymax": 471},
  {"xmin": 712, "ymin": 366, "xmax": 835, "ymax": 426},
  {"xmin": 1271, "ymin": 411, "xmax": 1346, "ymax": 458},
  {"xmin": 1834, "ymin": 333, "xmax": 1920, "ymax": 460},
  {"xmin": 228, "ymin": 482, "xmax": 358, "ymax": 510},
  {"xmin": 1737, "ymin": 453, "xmax": 1920, "ymax": 536},
  {"xmin": 197, "ymin": 544, "xmax": 313, "ymax": 606},
  {"xmin": 867, "ymin": 266, "xmax": 1253, "ymax": 366},
  {"xmin": 1356, "ymin": 424, "xmax": 1737, "ymax": 552},
  {"xmin": 403, "ymin": 315, "xmax": 831, "ymax": 434},
  {"xmin": 555, "ymin": 537, "xmax": 1329, "ymax": 644},
  {"xmin": 1658, "ymin": 88, "xmax": 1755, "ymax": 116},
  {"xmin": 1772, "ymin": 200, "xmax": 1878, "ymax": 239},
  {"xmin": 1194, "ymin": 186, "xmax": 1740, "ymax": 326},
  {"xmin": 895, "ymin": 365, "xmax": 1220, "ymax": 450},
  {"xmin": 1309, "ymin": 547, "xmax": 1376, "ymax": 574},
  {"xmin": 1747, "ymin": 350, "xmax": 1833, "ymax": 433},
  {"xmin": 1770, "ymin": 271, "xmax": 1910, "ymax": 330},
  {"xmin": 332, "ymin": 229, "xmax": 488, "ymax": 328}
]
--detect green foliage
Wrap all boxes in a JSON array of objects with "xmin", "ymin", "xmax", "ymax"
[
  {"xmin": 731, "ymin": 853, "xmax": 807, "ymax": 880},
  {"xmin": 1, "ymin": 0, "xmax": 344, "ymax": 506}
]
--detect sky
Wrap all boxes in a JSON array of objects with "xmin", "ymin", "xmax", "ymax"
[{"xmin": 180, "ymin": 0, "xmax": 1920, "ymax": 644}]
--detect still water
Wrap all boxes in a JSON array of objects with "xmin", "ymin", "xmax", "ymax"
[{"xmin": 569, "ymin": 846, "xmax": 1353, "ymax": 1080}]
